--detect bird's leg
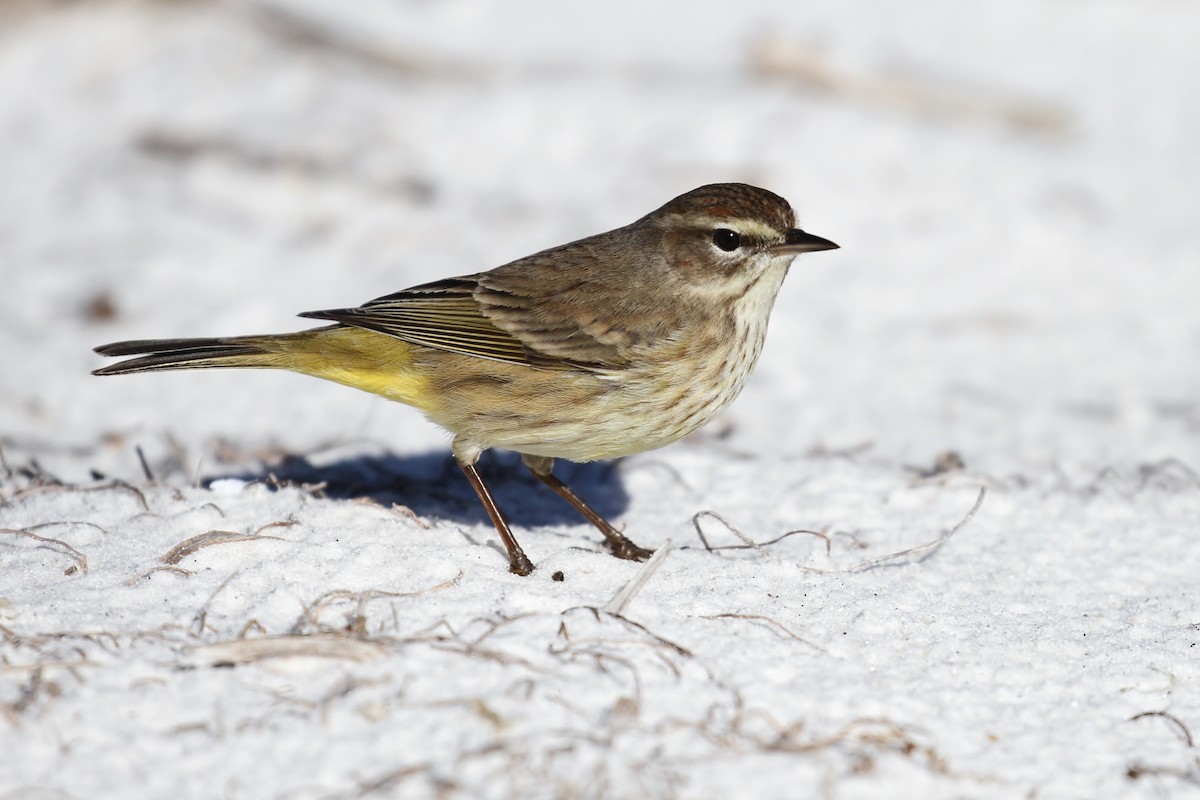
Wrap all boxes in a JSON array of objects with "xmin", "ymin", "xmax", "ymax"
[
  {"xmin": 456, "ymin": 454, "xmax": 534, "ymax": 576},
  {"xmin": 522, "ymin": 455, "xmax": 654, "ymax": 562}
]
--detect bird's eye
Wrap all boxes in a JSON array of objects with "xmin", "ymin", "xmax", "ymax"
[{"xmin": 712, "ymin": 228, "xmax": 741, "ymax": 252}]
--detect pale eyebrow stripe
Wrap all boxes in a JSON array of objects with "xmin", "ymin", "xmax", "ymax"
[{"xmin": 690, "ymin": 217, "xmax": 780, "ymax": 241}]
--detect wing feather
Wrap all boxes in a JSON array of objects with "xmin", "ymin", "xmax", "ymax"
[
  {"xmin": 298, "ymin": 230, "xmax": 678, "ymax": 373},
  {"xmin": 298, "ymin": 278, "xmax": 587, "ymax": 369}
]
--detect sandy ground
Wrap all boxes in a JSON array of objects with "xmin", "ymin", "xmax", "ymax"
[{"xmin": 2, "ymin": 1, "xmax": 1198, "ymax": 798}]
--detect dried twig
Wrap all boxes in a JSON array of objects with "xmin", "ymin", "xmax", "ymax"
[
  {"xmin": 160, "ymin": 529, "xmax": 287, "ymax": 565},
  {"xmin": 387, "ymin": 502, "xmax": 432, "ymax": 529},
  {"xmin": 242, "ymin": 3, "xmax": 471, "ymax": 79},
  {"xmin": 697, "ymin": 613, "xmax": 826, "ymax": 653},
  {"xmin": 565, "ymin": 607, "xmax": 693, "ymax": 659},
  {"xmin": 193, "ymin": 571, "xmax": 239, "ymax": 636},
  {"xmin": 294, "ymin": 574, "xmax": 463, "ymax": 635},
  {"xmin": 690, "ymin": 488, "xmax": 984, "ymax": 575},
  {"xmin": 604, "ymin": 540, "xmax": 673, "ymax": 616},
  {"xmin": 189, "ymin": 634, "xmax": 391, "ymax": 668},
  {"xmin": 0, "ymin": 444, "xmax": 13, "ymax": 481},
  {"xmin": 691, "ymin": 511, "xmax": 762, "ymax": 553},
  {"xmin": 842, "ymin": 487, "xmax": 986, "ymax": 573},
  {"xmin": 751, "ymin": 37, "xmax": 1071, "ymax": 136},
  {"xmin": 125, "ymin": 565, "xmax": 195, "ymax": 586},
  {"xmin": 692, "ymin": 518, "xmax": 831, "ymax": 555},
  {"xmin": 1129, "ymin": 711, "xmax": 1195, "ymax": 748},
  {"xmin": 135, "ymin": 445, "xmax": 155, "ymax": 482},
  {"xmin": 9, "ymin": 480, "xmax": 150, "ymax": 511},
  {"xmin": 0, "ymin": 528, "xmax": 89, "ymax": 575}
]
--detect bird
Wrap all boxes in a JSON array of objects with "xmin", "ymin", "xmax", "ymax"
[{"xmin": 93, "ymin": 183, "xmax": 838, "ymax": 575}]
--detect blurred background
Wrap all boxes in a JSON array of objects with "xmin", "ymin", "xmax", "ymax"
[
  {"xmin": 1, "ymin": 0, "xmax": 1197, "ymax": 484},
  {"xmin": 3, "ymin": 5, "xmax": 1199, "ymax": 796}
]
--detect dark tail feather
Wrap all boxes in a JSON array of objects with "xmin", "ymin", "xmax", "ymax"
[{"xmin": 92, "ymin": 336, "xmax": 280, "ymax": 375}]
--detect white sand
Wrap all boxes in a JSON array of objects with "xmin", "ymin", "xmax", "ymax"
[{"xmin": 2, "ymin": 2, "xmax": 1198, "ymax": 797}]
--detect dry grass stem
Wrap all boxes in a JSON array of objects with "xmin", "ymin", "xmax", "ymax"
[
  {"xmin": 0, "ymin": 527, "xmax": 89, "ymax": 575},
  {"xmin": 135, "ymin": 444, "xmax": 155, "ymax": 482},
  {"xmin": 696, "ymin": 520, "xmax": 832, "ymax": 556},
  {"xmin": 192, "ymin": 571, "xmax": 239, "ymax": 635},
  {"xmin": 295, "ymin": 573, "xmax": 464, "ymax": 634},
  {"xmin": 556, "ymin": 608, "xmax": 693, "ymax": 660},
  {"xmin": 160, "ymin": 529, "xmax": 287, "ymax": 565},
  {"xmin": 190, "ymin": 634, "xmax": 392, "ymax": 667},
  {"xmin": 125, "ymin": 565, "xmax": 195, "ymax": 585},
  {"xmin": 697, "ymin": 613, "xmax": 827, "ymax": 653},
  {"xmin": 691, "ymin": 511, "xmax": 763, "ymax": 553},
  {"xmin": 604, "ymin": 540, "xmax": 673, "ymax": 616},
  {"xmin": 842, "ymin": 487, "xmax": 986, "ymax": 573},
  {"xmin": 242, "ymin": 3, "xmax": 475, "ymax": 80},
  {"xmin": 8, "ymin": 480, "xmax": 150, "ymax": 511},
  {"xmin": 1129, "ymin": 710, "xmax": 1195, "ymax": 748},
  {"xmin": 689, "ymin": 488, "xmax": 983, "ymax": 574},
  {"xmin": 387, "ymin": 502, "xmax": 432, "ymax": 529},
  {"xmin": 751, "ymin": 37, "xmax": 1072, "ymax": 136}
]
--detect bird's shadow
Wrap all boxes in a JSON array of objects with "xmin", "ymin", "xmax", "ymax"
[{"xmin": 211, "ymin": 449, "xmax": 630, "ymax": 528}]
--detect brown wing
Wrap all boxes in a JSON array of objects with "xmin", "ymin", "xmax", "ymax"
[
  {"xmin": 300, "ymin": 229, "xmax": 681, "ymax": 371},
  {"xmin": 298, "ymin": 277, "xmax": 543, "ymax": 367},
  {"xmin": 470, "ymin": 230, "xmax": 684, "ymax": 368}
]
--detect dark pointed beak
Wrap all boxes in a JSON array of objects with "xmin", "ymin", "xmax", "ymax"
[{"xmin": 776, "ymin": 229, "xmax": 839, "ymax": 254}]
